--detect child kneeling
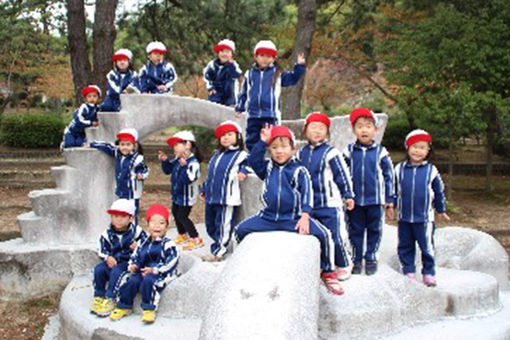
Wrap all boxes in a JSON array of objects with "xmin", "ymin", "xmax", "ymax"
[
  {"xmin": 235, "ymin": 125, "xmax": 344, "ymax": 295},
  {"xmin": 110, "ymin": 205, "xmax": 180, "ymax": 323}
]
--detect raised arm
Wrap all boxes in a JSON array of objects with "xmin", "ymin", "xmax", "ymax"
[{"xmin": 89, "ymin": 141, "xmax": 116, "ymax": 157}]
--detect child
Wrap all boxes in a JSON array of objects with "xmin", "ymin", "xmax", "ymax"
[
  {"xmin": 394, "ymin": 129, "xmax": 450, "ymax": 287},
  {"xmin": 91, "ymin": 199, "xmax": 147, "ymax": 316},
  {"xmin": 110, "ymin": 204, "xmax": 180, "ymax": 323},
  {"xmin": 203, "ymin": 39, "xmax": 243, "ymax": 106},
  {"xmin": 235, "ymin": 40, "xmax": 306, "ymax": 151},
  {"xmin": 158, "ymin": 131, "xmax": 203, "ymax": 250},
  {"xmin": 90, "ymin": 128, "xmax": 149, "ymax": 224},
  {"xmin": 61, "ymin": 85, "xmax": 101, "ymax": 149},
  {"xmin": 343, "ymin": 108, "xmax": 394, "ymax": 275},
  {"xmin": 236, "ymin": 125, "xmax": 344, "ymax": 295},
  {"xmin": 299, "ymin": 112, "xmax": 356, "ymax": 280},
  {"xmin": 100, "ymin": 48, "xmax": 140, "ymax": 112},
  {"xmin": 199, "ymin": 121, "xmax": 248, "ymax": 261},
  {"xmin": 139, "ymin": 41, "xmax": 177, "ymax": 94}
]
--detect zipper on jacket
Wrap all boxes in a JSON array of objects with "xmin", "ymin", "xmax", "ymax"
[
  {"xmin": 361, "ymin": 148, "xmax": 366, "ymax": 205},
  {"xmin": 275, "ymin": 166, "xmax": 282, "ymax": 220},
  {"xmin": 411, "ymin": 167, "xmax": 416, "ymax": 223},
  {"xmin": 258, "ymin": 70, "xmax": 264, "ymax": 117},
  {"xmin": 209, "ymin": 153, "xmax": 224, "ymax": 197}
]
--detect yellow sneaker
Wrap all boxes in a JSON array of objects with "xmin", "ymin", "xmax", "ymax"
[
  {"xmin": 97, "ymin": 298, "xmax": 116, "ymax": 317},
  {"xmin": 183, "ymin": 237, "xmax": 204, "ymax": 251},
  {"xmin": 110, "ymin": 308, "xmax": 132, "ymax": 321},
  {"xmin": 174, "ymin": 233, "xmax": 189, "ymax": 245},
  {"xmin": 90, "ymin": 297, "xmax": 104, "ymax": 314},
  {"xmin": 142, "ymin": 310, "xmax": 156, "ymax": 323}
]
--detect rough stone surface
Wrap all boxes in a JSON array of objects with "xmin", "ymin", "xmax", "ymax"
[{"xmin": 199, "ymin": 232, "xmax": 321, "ymax": 340}]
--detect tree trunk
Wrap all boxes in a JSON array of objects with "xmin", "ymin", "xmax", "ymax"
[
  {"xmin": 485, "ymin": 105, "xmax": 497, "ymax": 192},
  {"xmin": 281, "ymin": 0, "xmax": 317, "ymax": 120},
  {"xmin": 92, "ymin": 0, "xmax": 119, "ymax": 91},
  {"xmin": 66, "ymin": 0, "xmax": 91, "ymax": 105}
]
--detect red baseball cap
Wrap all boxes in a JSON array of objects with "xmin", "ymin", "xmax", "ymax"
[
  {"xmin": 350, "ymin": 108, "xmax": 375, "ymax": 126},
  {"xmin": 268, "ymin": 125, "xmax": 295, "ymax": 145},
  {"xmin": 305, "ymin": 112, "xmax": 331, "ymax": 128},
  {"xmin": 215, "ymin": 121, "xmax": 242, "ymax": 139},
  {"xmin": 146, "ymin": 204, "xmax": 170, "ymax": 223}
]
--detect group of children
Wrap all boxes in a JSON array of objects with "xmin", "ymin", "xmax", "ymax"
[{"xmin": 59, "ymin": 38, "xmax": 449, "ymax": 323}]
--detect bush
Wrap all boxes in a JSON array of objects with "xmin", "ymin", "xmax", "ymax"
[
  {"xmin": 382, "ymin": 113, "xmax": 410, "ymax": 151},
  {"xmin": 0, "ymin": 113, "xmax": 66, "ymax": 148}
]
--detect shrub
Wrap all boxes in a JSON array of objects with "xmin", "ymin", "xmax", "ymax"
[
  {"xmin": 0, "ymin": 113, "xmax": 66, "ymax": 148},
  {"xmin": 383, "ymin": 113, "xmax": 411, "ymax": 151}
]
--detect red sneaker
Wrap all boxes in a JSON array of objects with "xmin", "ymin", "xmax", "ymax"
[{"xmin": 321, "ymin": 272, "xmax": 344, "ymax": 296}]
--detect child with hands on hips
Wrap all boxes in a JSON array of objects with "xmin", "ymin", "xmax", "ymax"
[
  {"xmin": 298, "ymin": 112, "xmax": 356, "ymax": 281},
  {"xmin": 203, "ymin": 39, "xmax": 243, "ymax": 106},
  {"xmin": 234, "ymin": 40, "xmax": 306, "ymax": 151},
  {"xmin": 90, "ymin": 128, "xmax": 149, "ymax": 225},
  {"xmin": 158, "ymin": 131, "xmax": 204, "ymax": 251},
  {"xmin": 235, "ymin": 124, "xmax": 345, "ymax": 295},
  {"xmin": 110, "ymin": 204, "xmax": 179, "ymax": 323},
  {"xmin": 91, "ymin": 199, "xmax": 147, "ymax": 317},
  {"xmin": 199, "ymin": 121, "xmax": 248, "ymax": 262},
  {"xmin": 393, "ymin": 129, "xmax": 450, "ymax": 287},
  {"xmin": 343, "ymin": 108, "xmax": 395, "ymax": 276}
]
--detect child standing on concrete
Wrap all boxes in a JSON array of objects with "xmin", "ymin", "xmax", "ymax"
[
  {"xmin": 299, "ymin": 112, "xmax": 355, "ymax": 280},
  {"xmin": 394, "ymin": 129, "xmax": 450, "ymax": 287},
  {"xmin": 138, "ymin": 41, "xmax": 177, "ymax": 94},
  {"xmin": 343, "ymin": 108, "xmax": 394, "ymax": 276},
  {"xmin": 203, "ymin": 39, "xmax": 243, "ymax": 106}
]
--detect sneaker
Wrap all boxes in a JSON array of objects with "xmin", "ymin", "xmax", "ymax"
[
  {"xmin": 336, "ymin": 266, "xmax": 352, "ymax": 281},
  {"xmin": 202, "ymin": 254, "xmax": 225, "ymax": 262},
  {"xmin": 321, "ymin": 272, "xmax": 344, "ymax": 296},
  {"xmin": 405, "ymin": 273, "xmax": 417, "ymax": 280},
  {"xmin": 365, "ymin": 261, "xmax": 378, "ymax": 275},
  {"xmin": 423, "ymin": 274, "xmax": 437, "ymax": 287},
  {"xmin": 174, "ymin": 234, "xmax": 189, "ymax": 245},
  {"xmin": 90, "ymin": 297, "xmax": 104, "ymax": 314},
  {"xmin": 142, "ymin": 310, "xmax": 156, "ymax": 323},
  {"xmin": 352, "ymin": 262, "xmax": 362, "ymax": 275},
  {"xmin": 183, "ymin": 237, "xmax": 204, "ymax": 251},
  {"xmin": 96, "ymin": 298, "xmax": 115, "ymax": 317},
  {"xmin": 110, "ymin": 308, "xmax": 132, "ymax": 321}
]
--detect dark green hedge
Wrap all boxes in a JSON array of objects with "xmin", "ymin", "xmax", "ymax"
[
  {"xmin": 382, "ymin": 114, "xmax": 411, "ymax": 151},
  {"xmin": 0, "ymin": 113, "xmax": 65, "ymax": 148}
]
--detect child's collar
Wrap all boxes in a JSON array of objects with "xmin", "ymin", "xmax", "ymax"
[
  {"xmin": 308, "ymin": 140, "xmax": 328, "ymax": 148},
  {"xmin": 354, "ymin": 140, "xmax": 376, "ymax": 148},
  {"xmin": 271, "ymin": 155, "xmax": 296, "ymax": 167},
  {"xmin": 405, "ymin": 160, "xmax": 429, "ymax": 167}
]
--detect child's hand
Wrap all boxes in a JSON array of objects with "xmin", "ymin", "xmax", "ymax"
[
  {"xmin": 386, "ymin": 205, "xmax": 394, "ymax": 220},
  {"xmin": 345, "ymin": 198, "xmax": 355, "ymax": 211},
  {"xmin": 295, "ymin": 212, "xmax": 310, "ymax": 235},
  {"xmin": 260, "ymin": 124, "xmax": 272, "ymax": 143},
  {"xmin": 141, "ymin": 267, "xmax": 153, "ymax": 277},
  {"xmin": 137, "ymin": 173, "xmax": 144, "ymax": 181},
  {"xmin": 439, "ymin": 212, "xmax": 450, "ymax": 221},
  {"xmin": 128, "ymin": 264, "xmax": 138, "ymax": 273},
  {"xmin": 234, "ymin": 112, "xmax": 242, "ymax": 118},
  {"xmin": 129, "ymin": 242, "xmax": 137, "ymax": 251},
  {"xmin": 158, "ymin": 150, "xmax": 168, "ymax": 162},
  {"xmin": 178, "ymin": 157, "xmax": 187, "ymax": 166},
  {"xmin": 106, "ymin": 256, "xmax": 117, "ymax": 269},
  {"xmin": 157, "ymin": 85, "xmax": 167, "ymax": 91},
  {"xmin": 199, "ymin": 193, "xmax": 205, "ymax": 201},
  {"xmin": 209, "ymin": 89, "xmax": 216, "ymax": 96},
  {"xmin": 122, "ymin": 90, "xmax": 127, "ymax": 94},
  {"xmin": 92, "ymin": 121, "xmax": 99, "ymax": 127},
  {"xmin": 237, "ymin": 172, "xmax": 247, "ymax": 181},
  {"xmin": 297, "ymin": 53, "xmax": 306, "ymax": 65}
]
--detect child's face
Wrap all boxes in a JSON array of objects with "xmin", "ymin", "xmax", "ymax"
[
  {"xmin": 119, "ymin": 140, "xmax": 135, "ymax": 156},
  {"xmin": 147, "ymin": 214, "xmax": 169, "ymax": 239},
  {"xmin": 353, "ymin": 117, "xmax": 377, "ymax": 145},
  {"xmin": 255, "ymin": 54, "xmax": 275, "ymax": 69},
  {"xmin": 220, "ymin": 132, "xmax": 237, "ymax": 148},
  {"xmin": 149, "ymin": 52, "xmax": 164, "ymax": 64},
  {"xmin": 269, "ymin": 137, "xmax": 294, "ymax": 165},
  {"xmin": 111, "ymin": 214, "xmax": 132, "ymax": 231},
  {"xmin": 408, "ymin": 141, "xmax": 430, "ymax": 164},
  {"xmin": 217, "ymin": 49, "xmax": 233, "ymax": 63},
  {"xmin": 173, "ymin": 141, "xmax": 189, "ymax": 157},
  {"xmin": 85, "ymin": 92, "xmax": 99, "ymax": 105},
  {"xmin": 115, "ymin": 59, "xmax": 130, "ymax": 71},
  {"xmin": 305, "ymin": 122, "xmax": 328, "ymax": 145}
]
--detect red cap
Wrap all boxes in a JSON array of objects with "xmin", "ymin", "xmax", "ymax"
[
  {"xmin": 350, "ymin": 108, "xmax": 375, "ymax": 126},
  {"xmin": 81, "ymin": 85, "xmax": 101, "ymax": 98},
  {"xmin": 268, "ymin": 125, "xmax": 295, "ymax": 145},
  {"xmin": 215, "ymin": 121, "xmax": 241, "ymax": 139},
  {"xmin": 305, "ymin": 112, "xmax": 331, "ymax": 128},
  {"xmin": 214, "ymin": 44, "xmax": 232, "ymax": 53},
  {"xmin": 146, "ymin": 204, "xmax": 170, "ymax": 223},
  {"xmin": 117, "ymin": 133, "xmax": 135, "ymax": 144},
  {"xmin": 166, "ymin": 137, "xmax": 184, "ymax": 147},
  {"xmin": 255, "ymin": 47, "xmax": 277, "ymax": 57},
  {"xmin": 405, "ymin": 129, "xmax": 432, "ymax": 149},
  {"xmin": 112, "ymin": 54, "xmax": 129, "ymax": 61}
]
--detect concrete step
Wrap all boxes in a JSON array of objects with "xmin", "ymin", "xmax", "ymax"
[
  {"xmin": 0, "ymin": 180, "xmax": 55, "ymax": 189},
  {"xmin": 0, "ymin": 159, "xmax": 65, "ymax": 170},
  {"xmin": 0, "ymin": 169, "xmax": 51, "ymax": 181}
]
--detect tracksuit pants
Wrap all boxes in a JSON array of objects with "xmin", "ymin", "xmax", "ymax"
[
  {"xmin": 62, "ymin": 131, "xmax": 86, "ymax": 148},
  {"xmin": 172, "ymin": 203, "xmax": 198, "ymax": 238},
  {"xmin": 311, "ymin": 207, "xmax": 350, "ymax": 268},
  {"xmin": 245, "ymin": 117, "xmax": 277, "ymax": 151},
  {"xmin": 347, "ymin": 204, "xmax": 384, "ymax": 263},
  {"xmin": 117, "ymin": 273, "xmax": 164, "ymax": 311},
  {"xmin": 398, "ymin": 221, "xmax": 436, "ymax": 275},
  {"xmin": 208, "ymin": 88, "xmax": 236, "ymax": 106},
  {"xmin": 235, "ymin": 214, "xmax": 335, "ymax": 272},
  {"xmin": 205, "ymin": 204, "xmax": 236, "ymax": 257},
  {"xmin": 100, "ymin": 96, "xmax": 121, "ymax": 112},
  {"xmin": 93, "ymin": 261, "xmax": 129, "ymax": 299}
]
